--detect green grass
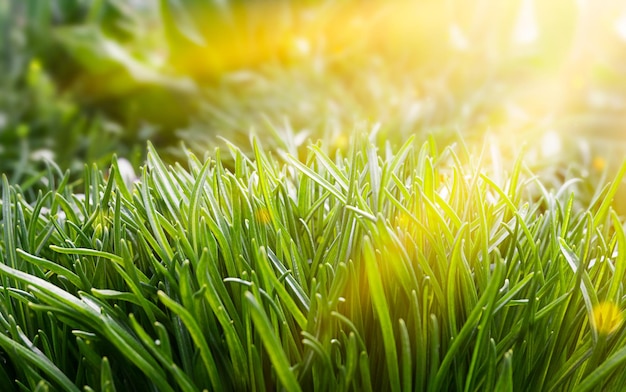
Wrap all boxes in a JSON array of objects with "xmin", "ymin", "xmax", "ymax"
[
  {"xmin": 0, "ymin": 136, "xmax": 625, "ymax": 390},
  {"xmin": 2, "ymin": 1, "xmax": 626, "ymax": 389}
]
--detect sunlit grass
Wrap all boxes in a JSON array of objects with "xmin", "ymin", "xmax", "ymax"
[
  {"xmin": 3, "ymin": 1, "xmax": 626, "ymax": 389},
  {"xmin": 0, "ymin": 136, "xmax": 625, "ymax": 390}
]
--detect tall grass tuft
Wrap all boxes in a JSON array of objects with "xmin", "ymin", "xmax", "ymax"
[{"xmin": 0, "ymin": 137, "xmax": 625, "ymax": 390}]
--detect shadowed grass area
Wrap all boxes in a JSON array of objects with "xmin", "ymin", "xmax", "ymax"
[{"xmin": 0, "ymin": 137, "xmax": 625, "ymax": 390}]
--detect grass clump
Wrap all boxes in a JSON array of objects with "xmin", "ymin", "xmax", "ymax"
[{"xmin": 0, "ymin": 137, "xmax": 625, "ymax": 391}]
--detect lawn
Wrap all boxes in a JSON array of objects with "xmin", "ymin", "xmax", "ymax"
[{"xmin": 1, "ymin": 0, "xmax": 626, "ymax": 391}]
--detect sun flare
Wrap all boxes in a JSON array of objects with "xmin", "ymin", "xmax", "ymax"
[{"xmin": 592, "ymin": 301, "xmax": 624, "ymax": 336}]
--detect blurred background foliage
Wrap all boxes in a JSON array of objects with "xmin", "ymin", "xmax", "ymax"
[{"xmin": 1, "ymin": 0, "xmax": 626, "ymax": 200}]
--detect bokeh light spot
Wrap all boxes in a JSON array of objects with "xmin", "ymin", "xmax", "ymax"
[{"xmin": 592, "ymin": 301, "xmax": 623, "ymax": 335}]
